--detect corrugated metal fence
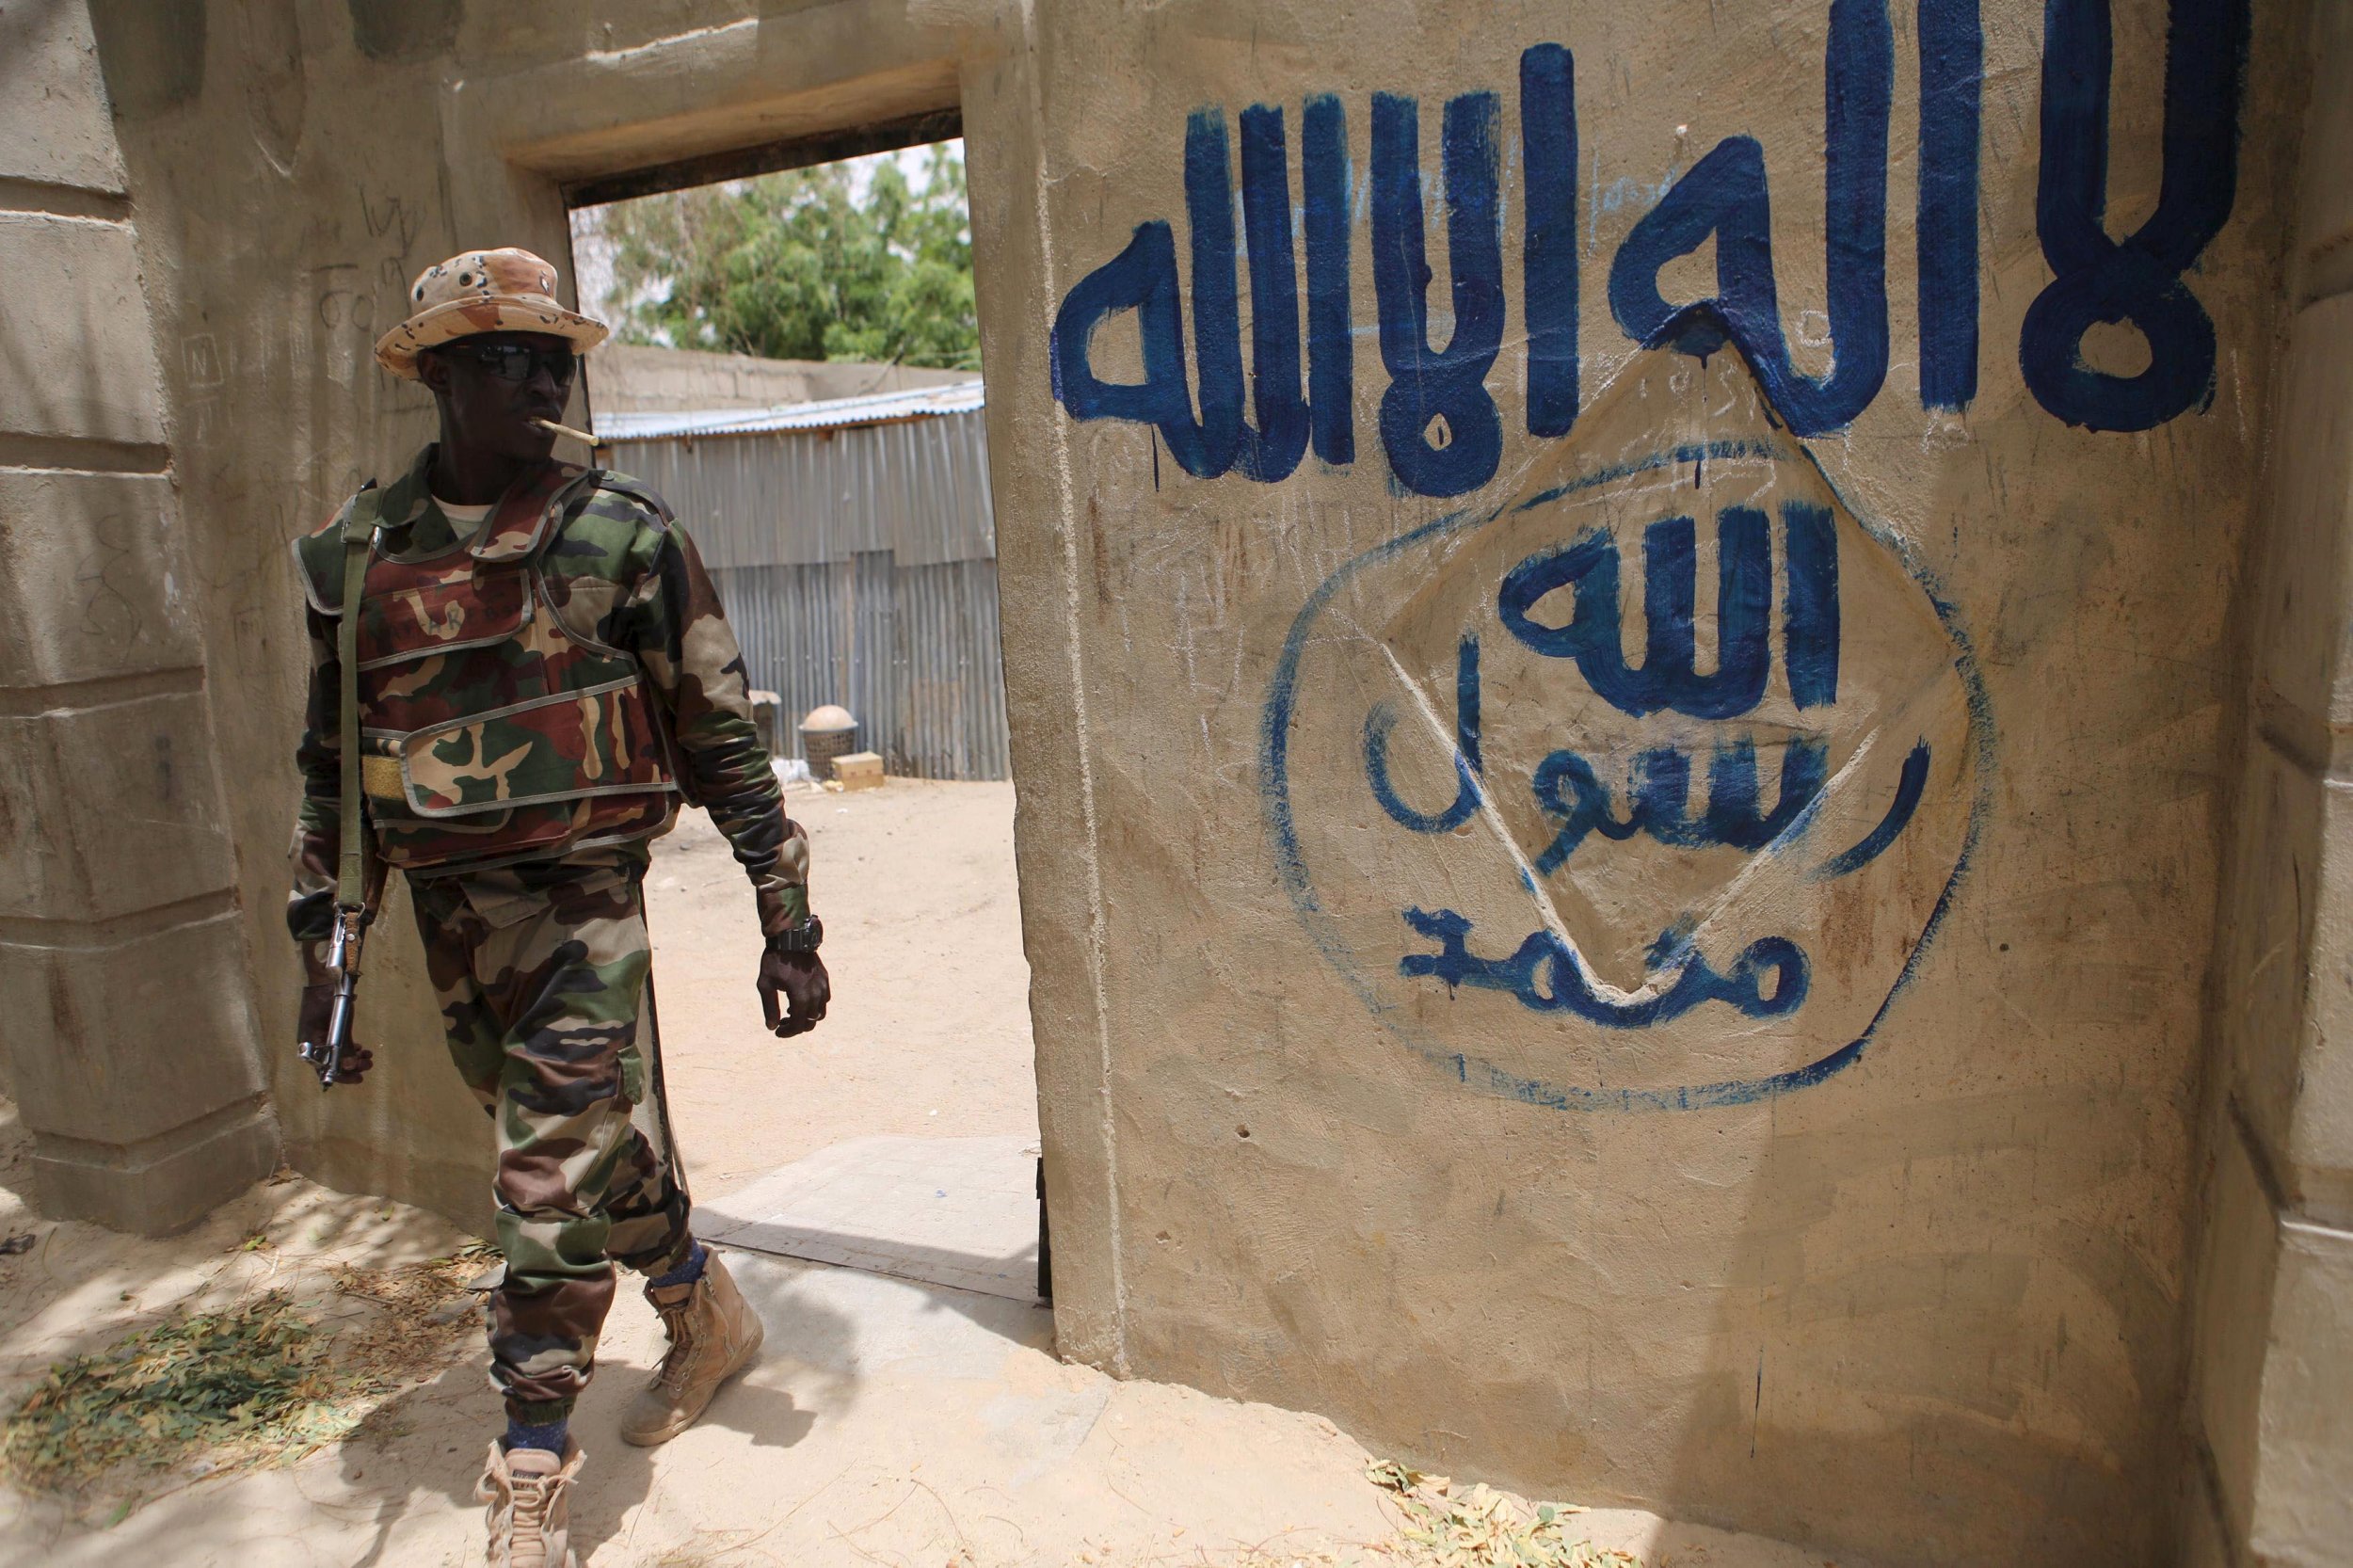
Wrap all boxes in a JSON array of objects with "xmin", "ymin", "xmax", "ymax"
[{"xmin": 601, "ymin": 392, "xmax": 1011, "ymax": 780}]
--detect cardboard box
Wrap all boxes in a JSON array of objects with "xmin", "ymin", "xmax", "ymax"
[{"xmin": 832, "ymin": 751, "xmax": 885, "ymax": 792}]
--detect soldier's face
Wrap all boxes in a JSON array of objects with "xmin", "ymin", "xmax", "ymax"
[{"xmin": 419, "ymin": 331, "xmax": 578, "ymax": 461}]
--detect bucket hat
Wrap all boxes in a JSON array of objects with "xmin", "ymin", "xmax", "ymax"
[{"xmin": 374, "ymin": 247, "xmax": 609, "ymax": 379}]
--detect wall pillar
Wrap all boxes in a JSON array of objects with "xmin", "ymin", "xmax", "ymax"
[
  {"xmin": 0, "ymin": 1, "xmax": 275, "ymax": 1234},
  {"xmin": 2187, "ymin": 6, "xmax": 2353, "ymax": 1560}
]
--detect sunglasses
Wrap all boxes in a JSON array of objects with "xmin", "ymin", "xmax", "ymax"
[{"xmin": 460, "ymin": 343, "xmax": 579, "ymax": 384}]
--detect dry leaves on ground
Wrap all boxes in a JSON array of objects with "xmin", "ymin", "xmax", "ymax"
[
  {"xmin": 1357, "ymin": 1461, "xmax": 1643, "ymax": 1568},
  {"xmin": 0, "ymin": 1241, "xmax": 492, "ymax": 1513},
  {"xmin": 1118, "ymin": 1462, "xmax": 1646, "ymax": 1568}
]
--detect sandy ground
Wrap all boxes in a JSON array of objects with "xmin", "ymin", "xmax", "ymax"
[
  {"xmin": 642, "ymin": 780, "xmax": 1040, "ymax": 1199},
  {"xmin": 0, "ymin": 1104, "xmax": 1397, "ymax": 1568},
  {"xmin": 0, "ymin": 782, "xmax": 1843, "ymax": 1566},
  {"xmin": 0, "ymin": 1129, "xmax": 1833, "ymax": 1568}
]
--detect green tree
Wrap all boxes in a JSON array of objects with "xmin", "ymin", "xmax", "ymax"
[{"xmin": 599, "ymin": 145, "xmax": 977, "ymax": 371}]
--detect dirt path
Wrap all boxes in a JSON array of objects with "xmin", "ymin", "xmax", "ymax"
[{"xmin": 642, "ymin": 779, "xmax": 1039, "ymax": 1199}]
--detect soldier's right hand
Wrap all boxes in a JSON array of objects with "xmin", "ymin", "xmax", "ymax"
[
  {"xmin": 296, "ymin": 984, "xmax": 375, "ymax": 1084},
  {"xmin": 757, "ymin": 948, "xmax": 830, "ymax": 1039}
]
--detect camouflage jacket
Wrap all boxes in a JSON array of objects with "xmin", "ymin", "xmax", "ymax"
[{"xmin": 288, "ymin": 445, "xmax": 809, "ymax": 945}]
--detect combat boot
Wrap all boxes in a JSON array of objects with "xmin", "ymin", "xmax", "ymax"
[
  {"xmin": 474, "ymin": 1440, "xmax": 584, "ymax": 1568},
  {"xmin": 620, "ymin": 1250, "xmax": 764, "ymax": 1446}
]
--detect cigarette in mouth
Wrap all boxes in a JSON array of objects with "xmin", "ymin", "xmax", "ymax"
[{"xmin": 533, "ymin": 417, "xmax": 600, "ymax": 447}]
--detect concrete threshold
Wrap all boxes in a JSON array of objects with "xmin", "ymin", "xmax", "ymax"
[{"xmin": 693, "ymin": 1132, "xmax": 1043, "ymax": 1303}]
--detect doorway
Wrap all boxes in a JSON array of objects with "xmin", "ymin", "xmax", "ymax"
[{"xmin": 565, "ymin": 133, "xmax": 1043, "ymax": 1304}]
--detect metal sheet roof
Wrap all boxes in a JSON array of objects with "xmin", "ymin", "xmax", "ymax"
[
  {"xmin": 599, "ymin": 397, "xmax": 996, "ymax": 569},
  {"xmin": 594, "ymin": 378, "xmax": 986, "ymax": 441}
]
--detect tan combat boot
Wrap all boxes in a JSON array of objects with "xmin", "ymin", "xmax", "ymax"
[
  {"xmin": 474, "ymin": 1440, "xmax": 584, "ymax": 1568},
  {"xmin": 619, "ymin": 1250, "xmax": 764, "ymax": 1447}
]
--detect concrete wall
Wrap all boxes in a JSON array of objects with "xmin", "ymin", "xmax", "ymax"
[
  {"xmin": 592, "ymin": 342, "xmax": 970, "ymax": 417},
  {"xmin": 0, "ymin": 0, "xmax": 275, "ymax": 1232},
  {"xmin": 72, "ymin": 0, "xmax": 970, "ymax": 1232},
  {"xmin": 2183, "ymin": 6, "xmax": 2353, "ymax": 1562},
  {"xmin": 78, "ymin": 0, "xmax": 571, "ymax": 1229},
  {"xmin": 981, "ymin": 2, "xmax": 2316, "ymax": 1564},
  {"xmin": 16, "ymin": 0, "xmax": 2344, "ymax": 1561}
]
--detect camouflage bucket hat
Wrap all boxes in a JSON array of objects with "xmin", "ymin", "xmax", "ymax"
[{"xmin": 374, "ymin": 247, "xmax": 609, "ymax": 379}]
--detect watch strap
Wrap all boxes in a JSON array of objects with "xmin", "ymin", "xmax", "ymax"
[{"xmin": 770, "ymin": 916, "xmax": 824, "ymax": 953}]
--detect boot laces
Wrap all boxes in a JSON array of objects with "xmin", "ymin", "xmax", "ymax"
[
  {"xmin": 478, "ymin": 1458, "xmax": 561, "ymax": 1566},
  {"xmin": 653, "ymin": 1297, "xmax": 703, "ymax": 1394},
  {"xmin": 510, "ymin": 1471, "xmax": 553, "ymax": 1546}
]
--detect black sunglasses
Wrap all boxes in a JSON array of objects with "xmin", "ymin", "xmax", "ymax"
[{"xmin": 460, "ymin": 343, "xmax": 579, "ymax": 384}]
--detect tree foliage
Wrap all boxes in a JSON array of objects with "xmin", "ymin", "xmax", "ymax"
[{"xmin": 598, "ymin": 146, "xmax": 977, "ymax": 370}]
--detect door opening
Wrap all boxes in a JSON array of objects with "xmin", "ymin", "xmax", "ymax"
[{"xmin": 567, "ymin": 135, "xmax": 1044, "ymax": 1304}]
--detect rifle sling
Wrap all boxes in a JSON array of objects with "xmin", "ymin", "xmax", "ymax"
[{"xmin": 335, "ymin": 512, "xmax": 372, "ymax": 912}]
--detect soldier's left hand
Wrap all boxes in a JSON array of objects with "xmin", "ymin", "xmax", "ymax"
[{"xmin": 757, "ymin": 949, "xmax": 830, "ymax": 1038}]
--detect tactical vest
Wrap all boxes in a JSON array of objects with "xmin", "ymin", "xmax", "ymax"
[{"xmin": 296, "ymin": 462, "xmax": 679, "ymax": 873}]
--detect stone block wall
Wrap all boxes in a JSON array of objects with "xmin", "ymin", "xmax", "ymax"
[
  {"xmin": 57, "ymin": 0, "xmax": 987, "ymax": 1236},
  {"xmin": 0, "ymin": 0, "xmax": 274, "ymax": 1233}
]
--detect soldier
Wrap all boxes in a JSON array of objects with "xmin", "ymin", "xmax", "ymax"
[{"xmin": 286, "ymin": 248, "xmax": 830, "ymax": 1568}]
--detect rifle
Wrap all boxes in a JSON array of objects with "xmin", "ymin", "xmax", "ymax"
[{"xmin": 298, "ymin": 904, "xmax": 367, "ymax": 1088}]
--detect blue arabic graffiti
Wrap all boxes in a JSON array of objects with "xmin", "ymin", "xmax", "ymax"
[
  {"xmin": 1363, "ymin": 637, "xmax": 1483, "ymax": 833},
  {"xmin": 2023, "ymin": 0, "xmax": 2250, "ymax": 431},
  {"xmin": 1048, "ymin": 1, "xmax": 2250, "ymax": 490},
  {"xmin": 1371, "ymin": 90, "xmax": 1507, "ymax": 498},
  {"xmin": 1499, "ymin": 511, "xmax": 1771, "ymax": 720},
  {"xmin": 1362, "ymin": 538, "xmax": 1929, "ymax": 884},
  {"xmin": 1522, "ymin": 43, "xmax": 1581, "ymax": 439},
  {"xmin": 1609, "ymin": 0, "xmax": 1892, "ymax": 434},
  {"xmin": 1049, "ymin": 100, "xmax": 1352, "ymax": 480},
  {"xmin": 1496, "ymin": 499, "xmax": 1841, "ymax": 719},
  {"xmin": 1258, "ymin": 437, "xmax": 1999, "ymax": 1112},
  {"xmin": 1529, "ymin": 738, "xmax": 1832, "ymax": 874},
  {"xmin": 1401, "ymin": 909, "xmax": 1809, "ymax": 1027},
  {"xmin": 1528, "ymin": 735, "xmax": 1930, "ymax": 876},
  {"xmin": 1365, "ymin": 562, "xmax": 1929, "ymax": 880},
  {"xmin": 1817, "ymin": 739, "xmax": 1931, "ymax": 877},
  {"xmin": 1917, "ymin": 0, "xmax": 1983, "ymax": 410},
  {"xmin": 1362, "ymin": 488, "xmax": 1939, "ymax": 1025}
]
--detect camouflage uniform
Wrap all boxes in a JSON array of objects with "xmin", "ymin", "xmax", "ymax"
[{"xmin": 289, "ymin": 445, "xmax": 808, "ymax": 1423}]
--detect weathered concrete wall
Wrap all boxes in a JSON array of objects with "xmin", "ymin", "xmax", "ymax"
[
  {"xmin": 593, "ymin": 343, "xmax": 970, "ymax": 417},
  {"xmin": 75, "ymin": 0, "xmax": 965, "ymax": 1231},
  {"xmin": 83, "ymin": 0, "xmax": 552, "ymax": 1229},
  {"xmin": 979, "ymin": 2, "xmax": 2313, "ymax": 1563},
  {"xmin": 2183, "ymin": 6, "xmax": 2353, "ymax": 1562},
  {"xmin": 24, "ymin": 0, "xmax": 2345, "ymax": 1560},
  {"xmin": 0, "ymin": 0, "xmax": 276, "ymax": 1233}
]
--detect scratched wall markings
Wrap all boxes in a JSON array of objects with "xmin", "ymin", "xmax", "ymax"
[{"xmin": 1262, "ymin": 329, "xmax": 1992, "ymax": 1111}]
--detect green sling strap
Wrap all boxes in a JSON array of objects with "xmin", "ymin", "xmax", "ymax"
[{"xmin": 335, "ymin": 504, "xmax": 373, "ymax": 910}]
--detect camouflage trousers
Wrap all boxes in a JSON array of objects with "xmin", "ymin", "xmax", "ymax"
[{"xmin": 408, "ymin": 851, "xmax": 693, "ymax": 1423}]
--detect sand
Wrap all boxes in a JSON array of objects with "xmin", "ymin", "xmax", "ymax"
[{"xmin": 642, "ymin": 779, "xmax": 1041, "ymax": 1198}]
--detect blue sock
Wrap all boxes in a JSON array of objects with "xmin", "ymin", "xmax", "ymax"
[
  {"xmin": 648, "ymin": 1240, "xmax": 707, "ymax": 1289},
  {"xmin": 504, "ymin": 1416, "xmax": 568, "ymax": 1455}
]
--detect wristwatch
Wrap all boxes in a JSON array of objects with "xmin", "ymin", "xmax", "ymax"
[{"xmin": 771, "ymin": 916, "xmax": 824, "ymax": 953}]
